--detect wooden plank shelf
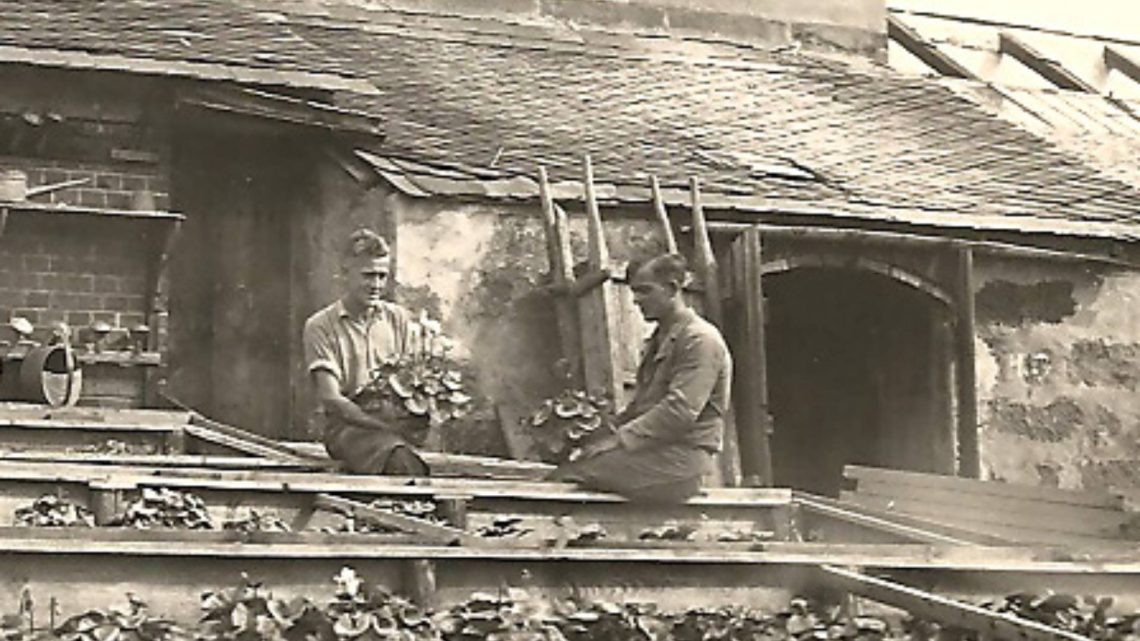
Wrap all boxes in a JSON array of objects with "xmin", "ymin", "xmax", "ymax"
[
  {"xmin": 3, "ymin": 533, "xmax": 1140, "ymax": 628},
  {"xmin": 0, "ymin": 200, "xmax": 184, "ymax": 221}
]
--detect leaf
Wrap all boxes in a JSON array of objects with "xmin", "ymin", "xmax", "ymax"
[
  {"xmin": 333, "ymin": 613, "xmax": 371, "ymax": 638},
  {"xmin": 404, "ymin": 395, "xmax": 429, "ymax": 417},
  {"xmin": 530, "ymin": 402, "xmax": 553, "ymax": 427},
  {"xmin": 553, "ymin": 398, "xmax": 580, "ymax": 419},
  {"xmin": 231, "ymin": 603, "xmax": 250, "ymax": 631},
  {"xmin": 576, "ymin": 415, "xmax": 602, "ymax": 433},
  {"xmin": 388, "ymin": 374, "xmax": 414, "ymax": 400}
]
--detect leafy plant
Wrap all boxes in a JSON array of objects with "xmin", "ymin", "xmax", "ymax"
[
  {"xmin": 325, "ymin": 568, "xmax": 433, "ymax": 641},
  {"xmin": 114, "ymin": 488, "xmax": 213, "ymax": 530},
  {"xmin": 198, "ymin": 574, "xmax": 329, "ymax": 641},
  {"xmin": 524, "ymin": 358, "xmax": 615, "ymax": 465},
  {"xmin": 525, "ymin": 388, "xmax": 614, "ymax": 465},
  {"xmin": 221, "ymin": 511, "xmax": 291, "ymax": 534},
  {"xmin": 356, "ymin": 313, "xmax": 474, "ymax": 444},
  {"xmin": 54, "ymin": 595, "xmax": 187, "ymax": 641},
  {"xmin": 14, "ymin": 495, "xmax": 94, "ymax": 528}
]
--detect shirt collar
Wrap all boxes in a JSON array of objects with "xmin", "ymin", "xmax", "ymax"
[
  {"xmin": 650, "ymin": 307, "xmax": 698, "ymax": 346},
  {"xmin": 335, "ymin": 298, "xmax": 386, "ymax": 321}
]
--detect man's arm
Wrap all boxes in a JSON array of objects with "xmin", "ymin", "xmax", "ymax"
[
  {"xmin": 312, "ymin": 370, "xmax": 398, "ymax": 432},
  {"xmin": 615, "ymin": 329, "xmax": 725, "ymax": 451}
]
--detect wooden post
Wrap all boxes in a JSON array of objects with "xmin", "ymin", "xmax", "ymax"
[
  {"xmin": 437, "ymin": 496, "xmax": 469, "ymax": 530},
  {"xmin": 579, "ymin": 155, "xmax": 623, "ymax": 405},
  {"xmin": 89, "ymin": 486, "xmax": 124, "ymax": 526},
  {"xmin": 650, "ymin": 176, "xmax": 678, "ymax": 253},
  {"xmin": 402, "ymin": 559, "xmax": 438, "ymax": 609},
  {"xmin": 740, "ymin": 227, "xmax": 774, "ymax": 486},
  {"xmin": 689, "ymin": 177, "xmax": 739, "ymax": 486},
  {"xmin": 537, "ymin": 167, "xmax": 583, "ymax": 385},
  {"xmin": 162, "ymin": 428, "xmax": 187, "ymax": 455},
  {"xmin": 956, "ymin": 247, "xmax": 979, "ymax": 478}
]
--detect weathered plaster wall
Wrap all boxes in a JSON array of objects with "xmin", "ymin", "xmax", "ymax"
[
  {"xmin": 974, "ymin": 256, "xmax": 1140, "ymax": 492},
  {"xmin": 393, "ymin": 193, "xmax": 665, "ymax": 458}
]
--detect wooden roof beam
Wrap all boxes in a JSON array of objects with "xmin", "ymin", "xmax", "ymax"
[
  {"xmin": 998, "ymin": 32, "xmax": 1098, "ymax": 93},
  {"xmin": 1104, "ymin": 45, "xmax": 1140, "ymax": 85},
  {"xmin": 887, "ymin": 15, "xmax": 976, "ymax": 80}
]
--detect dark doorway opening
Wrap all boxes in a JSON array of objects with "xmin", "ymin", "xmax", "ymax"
[{"xmin": 764, "ymin": 267, "xmax": 954, "ymax": 496}]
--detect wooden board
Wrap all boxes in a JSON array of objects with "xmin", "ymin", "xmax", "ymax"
[
  {"xmin": 794, "ymin": 492, "xmax": 1007, "ymax": 545},
  {"xmin": 815, "ymin": 565, "xmax": 1093, "ymax": 641},
  {"xmin": 842, "ymin": 492, "xmax": 1123, "ymax": 546},
  {"xmin": 845, "ymin": 465, "xmax": 1125, "ymax": 509},
  {"xmin": 848, "ymin": 479, "xmax": 1131, "ymax": 536}
]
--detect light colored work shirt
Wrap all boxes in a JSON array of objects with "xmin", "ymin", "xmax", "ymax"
[
  {"xmin": 616, "ymin": 307, "xmax": 732, "ymax": 452},
  {"xmin": 302, "ymin": 299, "xmax": 415, "ymax": 398}
]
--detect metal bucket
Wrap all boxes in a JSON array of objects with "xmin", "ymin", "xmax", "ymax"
[
  {"xmin": 19, "ymin": 345, "xmax": 82, "ymax": 406},
  {"xmin": 0, "ymin": 170, "xmax": 27, "ymax": 202}
]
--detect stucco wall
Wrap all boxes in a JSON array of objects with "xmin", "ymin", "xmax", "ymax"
[
  {"xmin": 974, "ymin": 256, "xmax": 1140, "ymax": 492},
  {"xmin": 393, "ymin": 194, "xmax": 665, "ymax": 458}
]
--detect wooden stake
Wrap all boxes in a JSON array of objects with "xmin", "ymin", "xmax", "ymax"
[
  {"xmin": 650, "ymin": 176, "xmax": 678, "ymax": 253},
  {"xmin": 579, "ymin": 155, "xmax": 623, "ymax": 405},
  {"xmin": 689, "ymin": 177, "xmax": 721, "ymax": 327},
  {"xmin": 690, "ymin": 177, "xmax": 738, "ymax": 485},
  {"xmin": 538, "ymin": 167, "xmax": 583, "ymax": 385}
]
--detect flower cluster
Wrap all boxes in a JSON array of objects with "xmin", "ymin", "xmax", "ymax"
[{"xmin": 356, "ymin": 313, "xmax": 473, "ymax": 440}]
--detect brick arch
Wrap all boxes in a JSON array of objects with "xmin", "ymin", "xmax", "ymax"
[{"xmin": 760, "ymin": 254, "xmax": 954, "ymax": 307}]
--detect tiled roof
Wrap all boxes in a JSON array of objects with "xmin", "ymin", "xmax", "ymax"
[
  {"xmin": 7, "ymin": 2, "xmax": 1140, "ymax": 238},
  {"xmin": 284, "ymin": 9, "xmax": 1140, "ymax": 239},
  {"xmin": 0, "ymin": 1, "xmax": 375, "ymax": 93}
]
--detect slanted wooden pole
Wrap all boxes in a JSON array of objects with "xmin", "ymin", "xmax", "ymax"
[
  {"xmin": 579, "ymin": 155, "xmax": 623, "ymax": 406},
  {"xmin": 816, "ymin": 565, "xmax": 1094, "ymax": 641},
  {"xmin": 538, "ymin": 166, "xmax": 583, "ymax": 385},
  {"xmin": 690, "ymin": 177, "xmax": 739, "ymax": 486},
  {"xmin": 688, "ymin": 177, "xmax": 721, "ymax": 327},
  {"xmin": 650, "ymin": 176, "xmax": 678, "ymax": 253}
]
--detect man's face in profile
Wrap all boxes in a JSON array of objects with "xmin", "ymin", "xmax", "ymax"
[{"xmin": 344, "ymin": 256, "xmax": 391, "ymax": 310}]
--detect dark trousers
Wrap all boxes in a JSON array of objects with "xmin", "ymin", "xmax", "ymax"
[
  {"xmin": 324, "ymin": 423, "xmax": 429, "ymax": 476},
  {"xmin": 548, "ymin": 443, "xmax": 712, "ymax": 504}
]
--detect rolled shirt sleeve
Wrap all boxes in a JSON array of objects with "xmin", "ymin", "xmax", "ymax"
[
  {"xmin": 617, "ymin": 328, "xmax": 726, "ymax": 450},
  {"xmin": 303, "ymin": 318, "xmax": 343, "ymax": 386}
]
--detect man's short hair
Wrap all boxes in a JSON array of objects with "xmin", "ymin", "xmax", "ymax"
[
  {"xmin": 627, "ymin": 252, "xmax": 690, "ymax": 290},
  {"xmin": 344, "ymin": 228, "xmax": 390, "ymax": 261}
]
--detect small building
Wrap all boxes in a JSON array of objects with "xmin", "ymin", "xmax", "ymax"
[{"xmin": 3, "ymin": 1, "xmax": 1140, "ymax": 497}]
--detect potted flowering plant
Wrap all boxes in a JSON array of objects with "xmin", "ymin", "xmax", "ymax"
[
  {"xmin": 526, "ymin": 360, "xmax": 616, "ymax": 464},
  {"xmin": 354, "ymin": 312, "xmax": 473, "ymax": 448}
]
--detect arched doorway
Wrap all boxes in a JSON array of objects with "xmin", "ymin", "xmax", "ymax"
[{"xmin": 763, "ymin": 265, "xmax": 955, "ymax": 496}]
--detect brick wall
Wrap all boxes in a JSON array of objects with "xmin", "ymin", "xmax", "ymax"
[
  {"xmin": 0, "ymin": 215, "xmax": 150, "ymax": 342},
  {"xmin": 0, "ymin": 155, "xmax": 169, "ymax": 212}
]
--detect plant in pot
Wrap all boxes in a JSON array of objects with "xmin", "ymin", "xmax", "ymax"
[
  {"xmin": 525, "ymin": 360, "xmax": 616, "ymax": 464},
  {"xmin": 353, "ymin": 312, "xmax": 473, "ymax": 449}
]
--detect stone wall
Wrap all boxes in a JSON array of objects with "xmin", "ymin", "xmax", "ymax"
[{"xmin": 974, "ymin": 256, "xmax": 1140, "ymax": 492}]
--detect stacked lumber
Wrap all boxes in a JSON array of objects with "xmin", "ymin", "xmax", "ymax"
[{"xmin": 841, "ymin": 465, "xmax": 1134, "ymax": 545}]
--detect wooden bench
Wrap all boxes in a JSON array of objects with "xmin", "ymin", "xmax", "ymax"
[{"xmin": 841, "ymin": 465, "xmax": 1134, "ymax": 545}]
